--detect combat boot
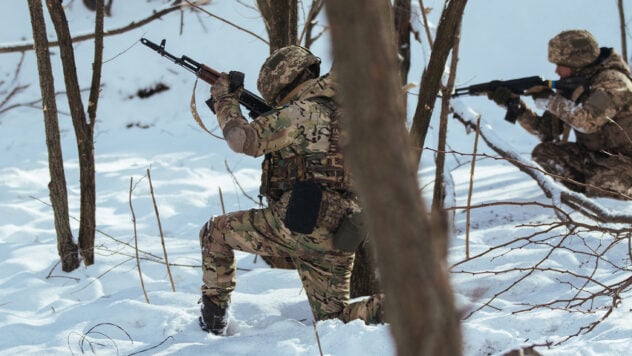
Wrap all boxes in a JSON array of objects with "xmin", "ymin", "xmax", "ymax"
[{"xmin": 199, "ymin": 295, "xmax": 229, "ymax": 335}]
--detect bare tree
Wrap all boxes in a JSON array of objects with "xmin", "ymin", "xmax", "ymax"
[
  {"xmin": 324, "ymin": 0, "xmax": 462, "ymax": 354},
  {"xmin": 257, "ymin": 0, "xmax": 298, "ymax": 52},
  {"xmin": 27, "ymin": 0, "xmax": 80, "ymax": 272},
  {"xmin": 299, "ymin": 0, "xmax": 325, "ymax": 49},
  {"xmin": 408, "ymin": 0, "xmax": 468, "ymax": 169},
  {"xmin": 45, "ymin": 0, "xmax": 103, "ymax": 266},
  {"xmin": 353, "ymin": 0, "xmax": 413, "ymax": 298}
]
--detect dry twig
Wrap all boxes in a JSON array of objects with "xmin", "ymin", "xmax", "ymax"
[
  {"xmin": 147, "ymin": 167, "xmax": 176, "ymax": 292},
  {"xmin": 450, "ymin": 110, "xmax": 632, "ymax": 223},
  {"xmin": 129, "ymin": 177, "xmax": 150, "ymax": 304}
]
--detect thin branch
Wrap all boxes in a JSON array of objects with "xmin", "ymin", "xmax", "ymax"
[
  {"xmin": 417, "ymin": 0, "xmax": 434, "ymax": 48},
  {"xmin": 450, "ymin": 106, "xmax": 632, "ymax": 224},
  {"xmin": 1, "ymin": 3, "xmax": 189, "ymax": 54},
  {"xmin": 313, "ymin": 322, "xmax": 325, "ymax": 356},
  {"xmin": 464, "ymin": 115, "xmax": 480, "ymax": 259},
  {"xmin": 218, "ymin": 186, "xmax": 226, "ymax": 214},
  {"xmin": 618, "ymin": 0, "xmax": 628, "ymax": 64},
  {"xmin": 224, "ymin": 160, "xmax": 260, "ymax": 205},
  {"xmin": 147, "ymin": 167, "xmax": 176, "ymax": 292},
  {"xmin": 129, "ymin": 177, "xmax": 150, "ymax": 304},
  {"xmin": 184, "ymin": 0, "xmax": 269, "ymax": 44}
]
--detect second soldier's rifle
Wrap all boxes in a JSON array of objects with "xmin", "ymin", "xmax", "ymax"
[
  {"xmin": 140, "ymin": 38, "xmax": 272, "ymax": 118},
  {"xmin": 453, "ymin": 75, "xmax": 590, "ymax": 123}
]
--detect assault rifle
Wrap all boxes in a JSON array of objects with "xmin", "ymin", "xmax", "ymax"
[
  {"xmin": 140, "ymin": 38, "xmax": 272, "ymax": 118},
  {"xmin": 453, "ymin": 75, "xmax": 590, "ymax": 123}
]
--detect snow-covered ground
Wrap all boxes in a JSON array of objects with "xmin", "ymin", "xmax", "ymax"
[{"xmin": 0, "ymin": 1, "xmax": 630, "ymax": 355}]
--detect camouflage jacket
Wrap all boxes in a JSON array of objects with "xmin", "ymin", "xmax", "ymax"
[
  {"xmin": 517, "ymin": 48, "xmax": 632, "ymax": 156},
  {"xmin": 214, "ymin": 73, "xmax": 357, "ymax": 230}
]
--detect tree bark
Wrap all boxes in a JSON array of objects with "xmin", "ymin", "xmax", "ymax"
[
  {"xmin": 408, "ymin": 0, "xmax": 468, "ymax": 169},
  {"xmin": 393, "ymin": 0, "xmax": 411, "ymax": 89},
  {"xmin": 324, "ymin": 0, "xmax": 462, "ymax": 354},
  {"xmin": 350, "ymin": 240, "xmax": 380, "ymax": 298},
  {"xmin": 257, "ymin": 0, "xmax": 298, "ymax": 52},
  {"xmin": 46, "ymin": 0, "xmax": 97, "ymax": 266},
  {"xmin": 27, "ymin": 0, "xmax": 80, "ymax": 272}
]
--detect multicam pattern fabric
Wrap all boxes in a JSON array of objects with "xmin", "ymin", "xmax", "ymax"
[
  {"xmin": 516, "ymin": 47, "xmax": 632, "ymax": 199},
  {"xmin": 199, "ymin": 209, "xmax": 384, "ymax": 322},
  {"xmin": 202, "ymin": 72, "xmax": 384, "ymax": 324}
]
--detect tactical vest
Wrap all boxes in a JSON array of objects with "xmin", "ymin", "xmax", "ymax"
[
  {"xmin": 260, "ymin": 98, "xmax": 353, "ymax": 201},
  {"xmin": 576, "ymin": 51, "xmax": 632, "ymax": 156}
]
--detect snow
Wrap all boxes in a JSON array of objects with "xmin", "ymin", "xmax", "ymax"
[{"xmin": 1, "ymin": 1, "xmax": 631, "ymax": 355}]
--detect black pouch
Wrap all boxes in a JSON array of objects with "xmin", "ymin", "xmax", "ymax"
[
  {"xmin": 333, "ymin": 211, "xmax": 367, "ymax": 252},
  {"xmin": 284, "ymin": 180, "xmax": 323, "ymax": 234}
]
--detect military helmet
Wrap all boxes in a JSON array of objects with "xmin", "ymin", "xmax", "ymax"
[
  {"xmin": 257, "ymin": 45, "xmax": 321, "ymax": 105},
  {"xmin": 548, "ymin": 30, "xmax": 600, "ymax": 68}
]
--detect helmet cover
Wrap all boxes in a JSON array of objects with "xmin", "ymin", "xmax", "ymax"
[
  {"xmin": 548, "ymin": 30, "xmax": 600, "ymax": 68},
  {"xmin": 257, "ymin": 45, "xmax": 321, "ymax": 105}
]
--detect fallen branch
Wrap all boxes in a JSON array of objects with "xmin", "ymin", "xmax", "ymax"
[{"xmin": 450, "ymin": 101, "xmax": 632, "ymax": 224}]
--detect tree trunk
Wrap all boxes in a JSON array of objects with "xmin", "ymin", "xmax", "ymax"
[
  {"xmin": 257, "ymin": 0, "xmax": 298, "ymax": 52},
  {"xmin": 27, "ymin": 0, "xmax": 80, "ymax": 272},
  {"xmin": 350, "ymin": 240, "xmax": 380, "ymax": 298},
  {"xmin": 254, "ymin": 0, "xmax": 300, "ymax": 270},
  {"xmin": 351, "ymin": 0, "xmax": 411, "ymax": 302},
  {"xmin": 46, "ymin": 0, "xmax": 97, "ymax": 266},
  {"xmin": 324, "ymin": 0, "xmax": 462, "ymax": 354},
  {"xmin": 408, "ymin": 0, "xmax": 468, "ymax": 169},
  {"xmin": 393, "ymin": 0, "xmax": 411, "ymax": 89}
]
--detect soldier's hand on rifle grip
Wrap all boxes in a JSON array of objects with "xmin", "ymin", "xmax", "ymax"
[
  {"xmin": 486, "ymin": 86, "xmax": 518, "ymax": 107},
  {"xmin": 210, "ymin": 72, "xmax": 242, "ymax": 114},
  {"xmin": 211, "ymin": 72, "xmax": 231, "ymax": 99}
]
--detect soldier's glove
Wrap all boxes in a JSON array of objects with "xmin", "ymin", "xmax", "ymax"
[
  {"xmin": 525, "ymin": 85, "xmax": 555, "ymax": 100},
  {"xmin": 209, "ymin": 71, "xmax": 244, "ymax": 114},
  {"xmin": 486, "ymin": 86, "xmax": 517, "ymax": 107}
]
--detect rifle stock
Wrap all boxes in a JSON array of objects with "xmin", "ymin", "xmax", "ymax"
[{"xmin": 140, "ymin": 38, "xmax": 272, "ymax": 118}]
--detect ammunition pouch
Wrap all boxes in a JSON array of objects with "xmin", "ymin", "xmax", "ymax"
[
  {"xmin": 333, "ymin": 211, "xmax": 367, "ymax": 252},
  {"xmin": 283, "ymin": 180, "xmax": 323, "ymax": 234}
]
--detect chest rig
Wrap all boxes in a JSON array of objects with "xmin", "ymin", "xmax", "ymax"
[{"xmin": 260, "ymin": 98, "xmax": 352, "ymax": 201}]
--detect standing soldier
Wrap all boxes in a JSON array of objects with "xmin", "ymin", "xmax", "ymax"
[
  {"xmin": 198, "ymin": 45, "xmax": 385, "ymax": 335},
  {"xmin": 488, "ymin": 29, "xmax": 632, "ymax": 199}
]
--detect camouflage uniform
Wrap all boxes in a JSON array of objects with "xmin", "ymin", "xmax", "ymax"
[
  {"xmin": 200, "ymin": 47, "xmax": 384, "ymax": 326},
  {"xmin": 515, "ymin": 30, "xmax": 632, "ymax": 199}
]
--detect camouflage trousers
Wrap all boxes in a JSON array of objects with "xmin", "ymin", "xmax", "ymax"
[
  {"xmin": 532, "ymin": 141, "xmax": 632, "ymax": 199},
  {"xmin": 199, "ymin": 206, "xmax": 384, "ymax": 324}
]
